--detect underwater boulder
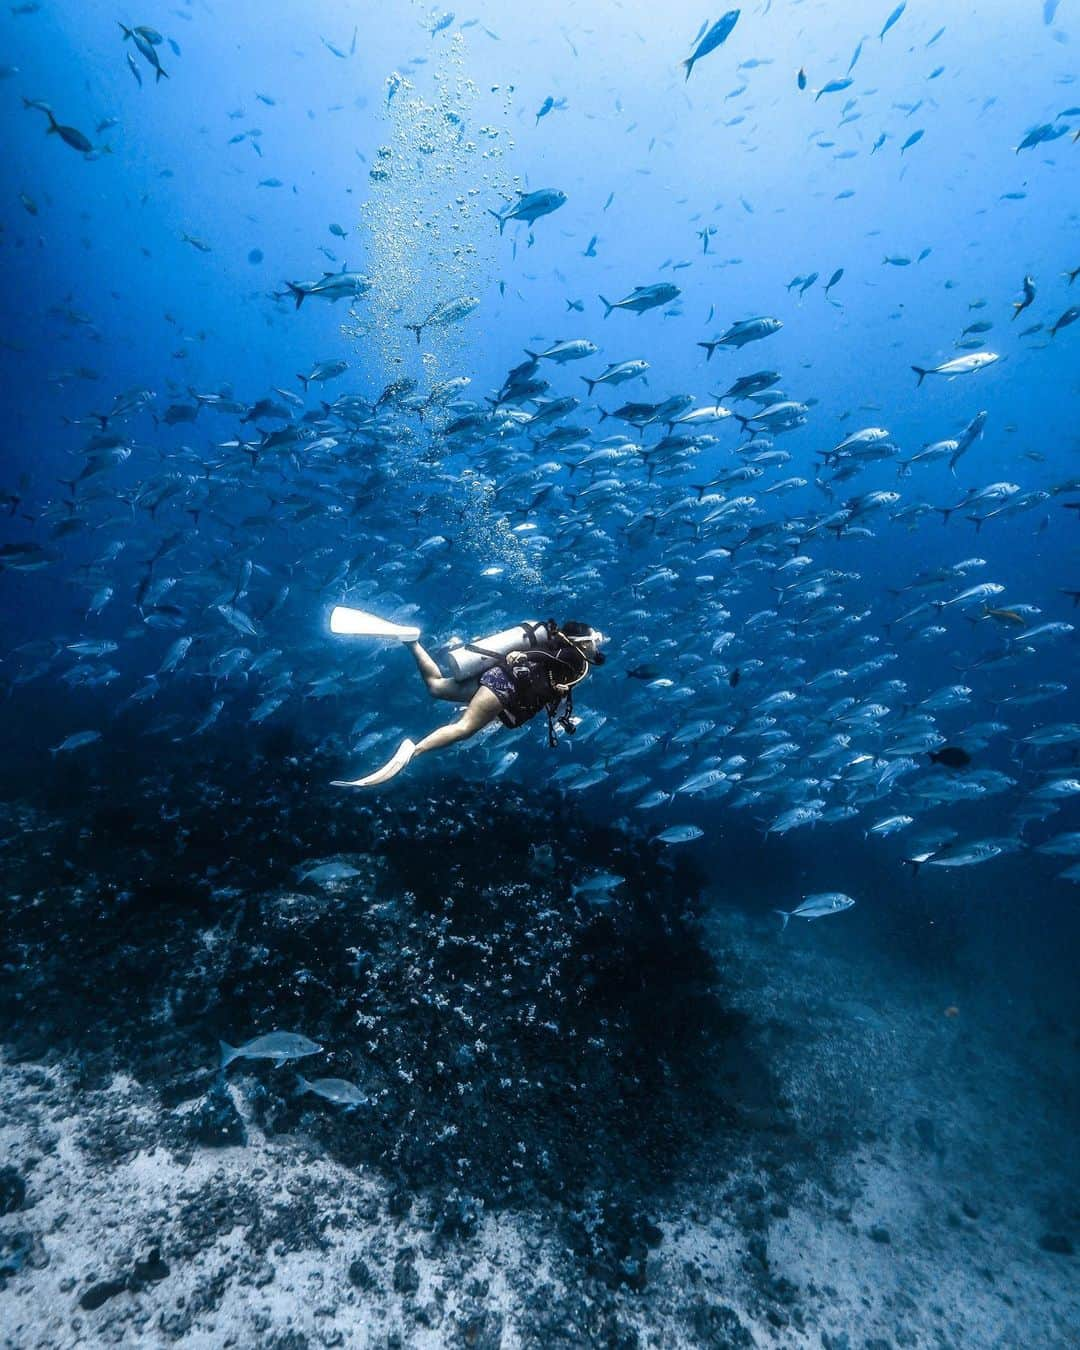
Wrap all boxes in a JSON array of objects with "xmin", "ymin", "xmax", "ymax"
[
  {"xmin": 188, "ymin": 1081, "xmax": 246, "ymax": 1148},
  {"xmin": 0, "ymin": 1165, "xmax": 27, "ymax": 1215}
]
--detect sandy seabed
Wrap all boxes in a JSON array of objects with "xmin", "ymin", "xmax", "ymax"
[{"xmin": 2, "ymin": 898, "xmax": 1076, "ymax": 1350}]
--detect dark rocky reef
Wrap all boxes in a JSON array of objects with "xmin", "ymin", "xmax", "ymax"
[{"xmin": 1, "ymin": 751, "xmax": 792, "ymax": 1291}]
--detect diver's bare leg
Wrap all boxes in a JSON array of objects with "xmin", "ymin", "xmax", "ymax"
[
  {"xmin": 412, "ymin": 687, "xmax": 503, "ymax": 759},
  {"xmin": 406, "ymin": 640, "xmax": 443, "ymax": 683},
  {"xmin": 405, "ymin": 640, "xmax": 475, "ymax": 703}
]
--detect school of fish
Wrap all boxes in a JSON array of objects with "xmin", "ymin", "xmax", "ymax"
[{"xmin": 4, "ymin": 2, "xmax": 1079, "ymax": 917}]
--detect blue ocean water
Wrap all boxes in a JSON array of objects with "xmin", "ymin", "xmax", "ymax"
[{"xmin": 1, "ymin": 2, "xmax": 1078, "ymax": 1343}]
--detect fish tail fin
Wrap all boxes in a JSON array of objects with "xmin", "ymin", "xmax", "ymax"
[
  {"xmin": 599, "ymin": 295, "xmax": 614, "ymax": 318},
  {"xmin": 296, "ymin": 1075, "xmax": 311, "ymax": 1093},
  {"xmin": 598, "ymin": 407, "xmax": 609, "ymax": 422},
  {"xmin": 118, "ymin": 21, "xmax": 133, "ymax": 37},
  {"xmin": 524, "ymin": 349, "xmax": 538, "ymax": 359},
  {"xmin": 697, "ymin": 341, "xmax": 716, "ymax": 361},
  {"xmin": 404, "ymin": 324, "xmax": 422, "ymax": 343},
  {"xmin": 912, "ymin": 365, "xmax": 928, "ymax": 386},
  {"xmin": 682, "ymin": 56, "xmax": 694, "ymax": 81},
  {"xmin": 486, "ymin": 208, "xmax": 505, "ymax": 234},
  {"xmin": 733, "ymin": 412, "xmax": 751, "ymax": 434},
  {"xmin": 219, "ymin": 1040, "xmax": 238, "ymax": 1069},
  {"xmin": 581, "ymin": 377, "xmax": 596, "ymax": 394},
  {"xmin": 44, "ymin": 110, "xmax": 59, "ymax": 134},
  {"xmin": 156, "ymin": 66, "xmax": 169, "ymax": 82},
  {"xmin": 296, "ymin": 373, "xmax": 309, "ymax": 389},
  {"xmin": 565, "ymin": 299, "xmax": 575, "ymax": 310},
  {"xmin": 773, "ymin": 909, "xmax": 791, "ymax": 931}
]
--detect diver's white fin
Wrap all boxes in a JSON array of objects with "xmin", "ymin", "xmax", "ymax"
[
  {"xmin": 329, "ymin": 605, "xmax": 421, "ymax": 642},
  {"xmin": 331, "ymin": 738, "xmax": 417, "ymax": 788}
]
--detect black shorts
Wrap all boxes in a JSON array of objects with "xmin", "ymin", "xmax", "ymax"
[{"xmin": 479, "ymin": 665, "xmax": 539, "ymax": 728}]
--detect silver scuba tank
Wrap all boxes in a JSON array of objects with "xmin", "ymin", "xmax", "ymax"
[{"xmin": 442, "ymin": 621, "xmax": 553, "ymax": 680}]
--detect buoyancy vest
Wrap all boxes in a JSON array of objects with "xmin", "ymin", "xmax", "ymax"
[{"xmin": 466, "ymin": 620, "xmax": 589, "ymax": 739}]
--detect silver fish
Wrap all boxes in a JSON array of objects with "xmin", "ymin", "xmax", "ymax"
[
  {"xmin": 774, "ymin": 893, "xmax": 855, "ymax": 930},
  {"xmin": 219, "ymin": 1031, "xmax": 323, "ymax": 1069}
]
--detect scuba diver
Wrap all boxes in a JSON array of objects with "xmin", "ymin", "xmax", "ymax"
[{"xmin": 329, "ymin": 610, "xmax": 607, "ymax": 787}]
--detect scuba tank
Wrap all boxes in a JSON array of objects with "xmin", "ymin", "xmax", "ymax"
[{"xmin": 442, "ymin": 621, "xmax": 554, "ymax": 680}]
